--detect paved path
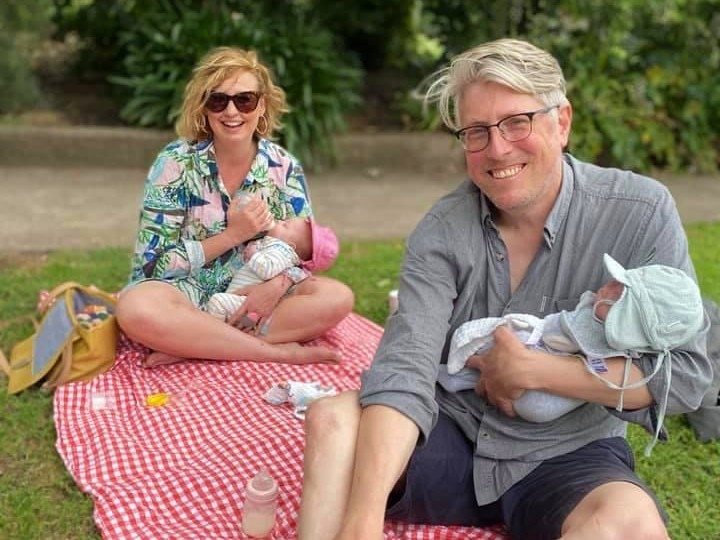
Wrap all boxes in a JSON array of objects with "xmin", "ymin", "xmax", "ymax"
[{"xmin": 0, "ymin": 126, "xmax": 718, "ymax": 253}]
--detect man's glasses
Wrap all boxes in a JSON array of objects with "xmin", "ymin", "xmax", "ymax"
[
  {"xmin": 204, "ymin": 91, "xmax": 262, "ymax": 113},
  {"xmin": 454, "ymin": 105, "xmax": 559, "ymax": 152}
]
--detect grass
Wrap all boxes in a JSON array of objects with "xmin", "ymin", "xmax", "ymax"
[{"xmin": 1, "ymin": 230, "xmax": 719, "ymax": 539}]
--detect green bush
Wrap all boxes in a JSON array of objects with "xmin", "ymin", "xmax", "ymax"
[
  {"xmin": 0, "ymin": 1, "xmax": 54, "ymax": 115},
  {"xmin": 50, "ymin": 0, "xmax": 719, "ymax": 172},
  {"xmin": 419, "ymin": 0, "xmax": 720, "ymax": 173},
  {"xmin": 65, "ymin": 1, "xmax": 361, "ymax": 168}
]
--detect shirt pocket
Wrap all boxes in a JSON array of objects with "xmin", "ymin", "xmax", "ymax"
[{"xmin": 540, "ymin": 295, "xmax": 581, "ymax": 314}]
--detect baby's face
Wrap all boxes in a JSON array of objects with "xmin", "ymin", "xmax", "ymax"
[
  {"xmin": 270, "ymin": 218, "xmax": 312, "ymax": 260},
  {"xmin": 593, "ymin": 279, "xmax": 624, "ymax": 321}
]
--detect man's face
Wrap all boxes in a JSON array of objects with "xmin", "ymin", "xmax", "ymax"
[{"xmin": 457, "ymin": 81, "xmax": 572, "ymax": 215}]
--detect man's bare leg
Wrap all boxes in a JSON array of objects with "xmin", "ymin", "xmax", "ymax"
[
  {"xmin": 560, "ymin": 482, "xmax": 669, "ymax": 539},
  {"xmin": 297, "ymin": 392, "xmax": 362, "ymax": 540}
]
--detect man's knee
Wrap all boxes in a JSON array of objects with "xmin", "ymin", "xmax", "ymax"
[
  {"xmin": 562, "ymin": 482, "xmax": 668, "ymax": 540},
  {"xmin": 304, "ymin": 391, "xmax": 361, "ymax": 441}
]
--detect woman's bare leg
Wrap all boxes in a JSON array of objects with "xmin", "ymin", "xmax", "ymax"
[
  {"xmin": 297, "ymin": 392, "xmax": 362, "ymax": 540},
  {"xmin": 261, "ymin": 276, "xmax": 355, "ymax": 344},
  {"xmin": 116, "ymin": 281, "xmax": 339, "ymax": 365}
]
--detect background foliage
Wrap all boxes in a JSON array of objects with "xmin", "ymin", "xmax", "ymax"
[
  {"xmin": 0, "ymin": 1, "xmax": 54, "ymax": 114},
  {"xmin": 4, "ymin": 0, "xmax": 719, "ymax": 171}
]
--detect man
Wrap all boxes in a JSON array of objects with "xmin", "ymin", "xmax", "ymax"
[{"xmin": 297, "ymin": 38, "xmax": 712, "ymax": 540}]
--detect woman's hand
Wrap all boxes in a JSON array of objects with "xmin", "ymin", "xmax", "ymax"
[
  {"xmin": 228, "ymin": 275, "xmax": 289, "ymax": 333},
  {"xmin": 225, "ymin": 194, "xmax": 275, "ymax": 246}
]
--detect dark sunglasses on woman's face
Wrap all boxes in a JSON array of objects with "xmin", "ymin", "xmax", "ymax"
[{"xmin": 204, "ymin": 91, "xmax": 262, "ymax": 113}]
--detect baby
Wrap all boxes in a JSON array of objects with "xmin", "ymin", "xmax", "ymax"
[
  {"xmin": 439, "ymin": 253, "xmax": 705, "ymax": 449},
  {"xmin": 206, "ymin": 216, "xmax": 338, "ymax": 328}
]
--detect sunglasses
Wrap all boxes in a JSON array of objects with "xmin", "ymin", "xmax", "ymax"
[{"xmin": 204, "ymin": 91, "xmax": 262, "ymax": 113}]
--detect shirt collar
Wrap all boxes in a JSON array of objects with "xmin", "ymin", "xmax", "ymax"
[{"xmin": 543, "ymin": 156, "xmax": 574, "ymax": 247}]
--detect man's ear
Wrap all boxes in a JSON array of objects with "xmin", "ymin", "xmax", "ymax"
[{"xmin": 558, "ymin": 103, "xmax": 573, "ymax": 149}]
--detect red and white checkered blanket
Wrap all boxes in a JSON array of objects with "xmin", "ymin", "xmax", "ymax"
[{"xmin": 54, "ymin": 313, "xmax": 509, "ymax": 539}]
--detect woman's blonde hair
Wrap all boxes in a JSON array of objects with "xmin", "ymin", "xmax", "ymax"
[
  {"xmin": 175, "ymin": 47, "xmax": 287, "ymax": 141},
  {"xmin": 422, "ymin": 38, "xmax": 569, "ymax": 131}
]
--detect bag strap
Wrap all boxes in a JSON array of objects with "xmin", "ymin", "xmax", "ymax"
[
  {"xmin": 38, "ymin": 281, "xmax": 86, "ymax": 314},
  {"xmin": 0, "ymin": 348, "xmax": 10, "ymax": 377},
  {"xmin": 1, "ymin": 314, "xmax": 39, "ymax": 378},
  {"xmin": 38, "ymin": 281, "xmax": 117, "ymax": 315}
]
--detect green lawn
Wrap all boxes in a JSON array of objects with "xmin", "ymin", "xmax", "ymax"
[{"xmin": 1, "ymin": 229, "xmax": 719, "ymax": 539}]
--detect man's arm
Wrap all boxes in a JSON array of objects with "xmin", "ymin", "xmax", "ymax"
[
  {"xmin": 468, "ymin": 326, "xmax": 652, "ymax": 417},
  {"xmin": 337, "ymin": 405, "xmax": 419, "ymax": 539}
]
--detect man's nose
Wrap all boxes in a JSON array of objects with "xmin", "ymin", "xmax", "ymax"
[{"xmin": 484, "ymin": 126, "xmax": 513, "ymax": 157}]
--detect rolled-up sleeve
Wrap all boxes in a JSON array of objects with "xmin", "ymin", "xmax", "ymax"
[
  {"xmin": 359, "ymin": 214, "xmax": 459, "ymax": 443},
  {"xmin": 129, "ymin": 154, "xmax": 198, "ymax": 283}
]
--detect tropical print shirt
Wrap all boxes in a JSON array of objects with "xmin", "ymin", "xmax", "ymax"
[{"xmin": 127, "ymin": 138, "xmax": 313, "ymax": 307}]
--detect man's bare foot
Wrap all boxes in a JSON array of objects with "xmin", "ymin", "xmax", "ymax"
[
  {"xmin": 275, "ymin": 342, "xmax": 342, "ymax": 365},
  {"xmin": 143, "ymin": 351, "xmax": 186, "ymax": 368}
]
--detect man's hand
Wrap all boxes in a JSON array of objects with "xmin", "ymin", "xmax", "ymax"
[
  {"xmin": 228, "ymin": 276, "xmax": 288, "ymax": 333},
  {"xmin": 466, "ymin": 325, "xmax": 535, "ymax": 417}
]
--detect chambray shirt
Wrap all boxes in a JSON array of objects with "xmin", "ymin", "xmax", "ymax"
[
  {"xmin": 126, "ymin": 138, "xmax": 313, "ymax": 307},
  {"xmin": 360, "ymin": 154, "xmax": 712, "ymax": 505}
]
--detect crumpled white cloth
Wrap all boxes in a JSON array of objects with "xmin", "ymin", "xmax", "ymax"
[
  {"xmin": 447, "ymin": 313, "xmax": 545, "ymax": 374},
  {"xmin": 263, "ymin": 380, "xmax": 336, "ymax": 420}
]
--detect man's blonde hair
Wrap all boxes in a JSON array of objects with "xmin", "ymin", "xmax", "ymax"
[
  {"xmin": 423, "ymin": 38, "xmax": 569, "ymax": 131},
  {"xmin": 175, "ymin": 47, "xmax": 287, "ymax": 141}
]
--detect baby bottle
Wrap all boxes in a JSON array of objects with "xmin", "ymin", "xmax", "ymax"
[
  {"xmin": 236, "ymin": 192, "xmax": 275, "ymax": 239},
  {"xmin": 241, "ymin": 468, "xmax": 278, "ymax": 538}
]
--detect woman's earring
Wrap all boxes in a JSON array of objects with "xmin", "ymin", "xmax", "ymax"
[{"xmin": 257, "ymin": 115, "xmax": 269, "ymax": 136}]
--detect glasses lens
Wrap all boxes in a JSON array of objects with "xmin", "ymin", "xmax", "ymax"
[
  {"xmin": 460, "ymin": 127, "xmax": 490, "ymax": 152},
  {"xmin": 231, "ymin": 92, "xmax": 260, "ymax": 113},
  {"xmin": 499, "ymin": 116, "xmax": 532, "ymax": 142},
  {"xmin": 205, "ymin": 93, "xmax": 230, "ymax": 113}
]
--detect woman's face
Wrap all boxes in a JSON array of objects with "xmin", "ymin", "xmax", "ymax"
[{"xmin": 205, "ymin": 70, "xmax": 266, "ymax": 146}]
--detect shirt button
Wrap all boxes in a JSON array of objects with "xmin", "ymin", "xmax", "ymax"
[{"xmin": 494, "ymin": 252, "xmax": 505, "ymax": 262}]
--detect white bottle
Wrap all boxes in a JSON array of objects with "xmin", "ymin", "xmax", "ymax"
[
  {"xmin": 241, "ymin": 468, "xmax": 278, "ymax": 538},
  {"xmin": 387, "ymin": 289, "xmax": 399, "ymax": 323}
]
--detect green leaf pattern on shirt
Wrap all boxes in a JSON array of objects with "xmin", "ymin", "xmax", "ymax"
[{"xmin": 127, "ymin": 138, "xmax": 313, "ymax": 308}]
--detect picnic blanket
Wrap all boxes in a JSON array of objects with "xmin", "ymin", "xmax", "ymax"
[{"xmin": 54, "ymin": 312, "xmax": 509, "ymax": 539}]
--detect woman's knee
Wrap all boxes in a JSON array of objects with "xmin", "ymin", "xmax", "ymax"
[
  {"xmin": 116, "ymin": 282, "xmax": 181, "ymax": 335},
  {"xmin": 318, "ymin": 278, "xmax": 355, "ymax": 319}
]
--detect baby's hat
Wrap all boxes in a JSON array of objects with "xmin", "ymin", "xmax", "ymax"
[
  {"xmin": 603, "ymin": 254, "xmax": 704, "ymax": 352},
  {"xmin": 303, "ymin": 218, "xmax": 339, "ymax": 273}
]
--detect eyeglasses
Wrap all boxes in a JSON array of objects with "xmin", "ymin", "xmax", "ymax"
[
  {"xmin": 454, "ymin": 105, "xmax": 560, "ymax": 152},
  {"xmin": 204, "ymin": 91, "xmax": 262, "ymax": 113}
]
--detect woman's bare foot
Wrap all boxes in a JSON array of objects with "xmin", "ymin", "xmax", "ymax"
[
  {"xmin": 275, "ymin": 342, "xmax": 342, "ymax": 365},
  {"xmin": 142, "ymin": 343, "xmax": 340, "ymax": 368},
  {"xmin": 143, "ymin": 351, "xmax": 186, "ymax": 368}
]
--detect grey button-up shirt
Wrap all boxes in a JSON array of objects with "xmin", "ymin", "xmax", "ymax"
[{"xmin": 360, "ymin": 154, "xmax": 712, "ymax": 505}]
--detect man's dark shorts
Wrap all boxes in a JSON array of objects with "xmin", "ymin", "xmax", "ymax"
[{"xmin": 385, "ymin": 411, "xmax": 666, "ymax": 540}]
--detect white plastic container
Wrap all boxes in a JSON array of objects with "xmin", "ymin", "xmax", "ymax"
[
  {"xmin": 241, "ymin": 468, "xmax": 278, "ymax": 538},
  {"xmin": 388, "ymin": 289, "xmax": 399, "ymax": 315}
]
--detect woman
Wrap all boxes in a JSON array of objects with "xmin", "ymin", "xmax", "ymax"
[{"xmin": 116, "ymin": 47, "xmax": 354, "ymax": 367}]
